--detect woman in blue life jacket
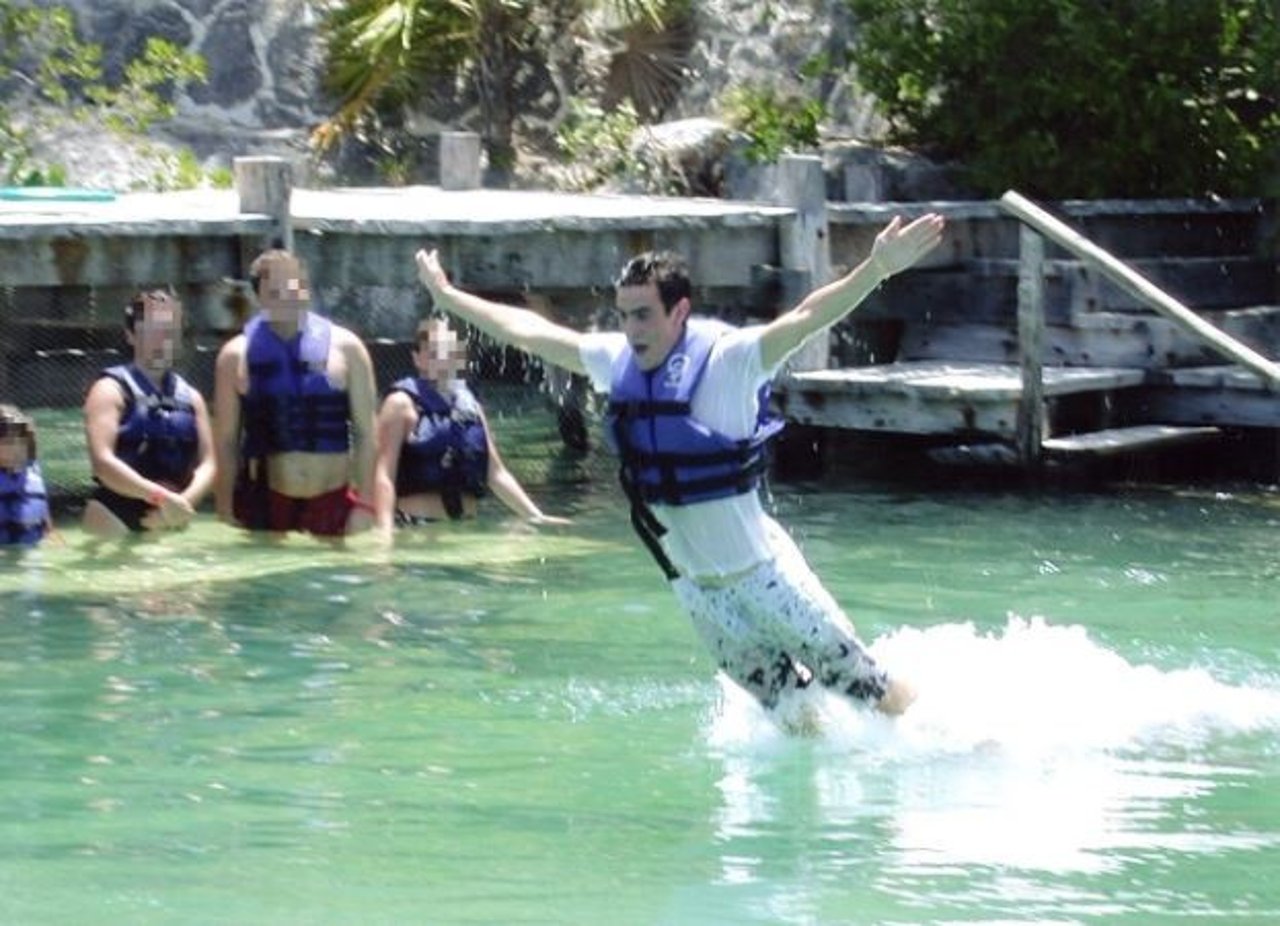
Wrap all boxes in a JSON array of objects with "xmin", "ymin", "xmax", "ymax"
[
  {"xmin": 373, "ymin": 317, "xmax": 569, "ymax": 527},
  {"xmin": 414, "ymin": 210, "xmax": 945, "ymax": 723},
  {"xmin": 82, "ymin": 290, "xmax": 216, "ymax": 538},
  {"xmin": 0, "ymin": 405, "xmax": 52, "ymax": 547}
]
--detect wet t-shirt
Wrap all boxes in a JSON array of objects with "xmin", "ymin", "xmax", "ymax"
[{"xmin": 580, "ymin": 322, "xmax": 785, "ymax": 580}]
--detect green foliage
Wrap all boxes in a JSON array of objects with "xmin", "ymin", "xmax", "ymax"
[
  {"xmin": 316, "ymin": 0, "xmax": 688, "ymax": 183},
  {"xmin": 847, "ymin": 0, "xmax": 1280, "ymax": 198},
  {"xmin": 722, "ymin": 83, "xmax": 825, "ymax": 164},
  {"xmin": 557, "ymin": 99, "xmax": 643, "ymax": 173},
  {"xmin": 0, "ymin": 2, "xmax": 208, "ymax": 188},
  {"xmin": 555, "ymin": 99, "xmax": 649, "ymax": 190}
]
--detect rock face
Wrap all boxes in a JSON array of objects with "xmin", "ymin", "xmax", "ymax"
[
  {"xmin": 30, "ymin": 0, "xmax": 913, "ymax": 190},
  {"xmin": 37, "ymin": 0, "xmax": 326, "ymax": 129}
]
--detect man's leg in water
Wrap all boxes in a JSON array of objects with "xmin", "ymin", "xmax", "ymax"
[
  {"xmin": 761, "ymin": 524, "xmax": 917, "ymax": 715},
  {"xmin": 675, "ymin": 559, "xmax": 915, "ymax": 715},
  {"xmin": 674, "ymin": 576, "xmax": 812, "ymax": 709}
]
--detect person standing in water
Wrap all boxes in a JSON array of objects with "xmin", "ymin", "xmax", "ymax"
[
  {"xmin": 1, "ymin": 405, "xmax": 52, "ymax": 546},
  {"xmin": 374, "ymin": 317, "xmax": 569, "ymax": 527},
  {"xmin": 413, "ymin": 212, "xmax": 945, "ymax": 717},
  {"xmin": 213, "ymin": 248, "xmax": 382, "ymax": 537},
  {"xmin": 82, "ymin": 290, "xmax": 216, "ymax": 538}
]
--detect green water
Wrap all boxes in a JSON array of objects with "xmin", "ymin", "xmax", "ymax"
[{"xmin": 2, "ymin": 481, "xmax": 1279, "ymax": 925}]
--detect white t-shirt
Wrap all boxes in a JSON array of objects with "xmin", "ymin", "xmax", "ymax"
[{"xmin": 580, "ymin": 320, "xmax": 784, "ymax": 580}]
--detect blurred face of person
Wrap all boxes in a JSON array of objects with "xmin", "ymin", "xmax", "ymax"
[
  {"xmin": 615, "ymin": 281, "xmax": 688, "ymax": 372},
  {"xmin": 0, "ymin": 428, "xmax": 31, "ymax": 472},
  {"xmin": 257, "ymin": 254, "xmax": 311, "ymax": 329},
  {"xmin": 414, "ymin": 319, "xmax": 468, "ymax": 384},
  {"xmin": 130, "ymin": 294, "xmax": 183, "ymax": 376}
]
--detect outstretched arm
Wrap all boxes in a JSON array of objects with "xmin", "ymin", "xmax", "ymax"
[
  {"xmin": 479, "ymin": 407, "xmax": 571, "ymax": 526},
  {"xmin": 759, "ymin": 213, "xmax": 945, "ymax": 372},
  {"xmin": 415, "ymin": 249, "xmax": 587, "ymax": 375}
]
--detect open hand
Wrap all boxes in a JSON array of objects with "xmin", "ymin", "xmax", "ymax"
[
  {"xmin": 415, "ymin": 248, "xmax": 450, "ymax": 296},
  {"xmin": 869, "ymin": 213, "xmax": 945, "ymax": 278}
]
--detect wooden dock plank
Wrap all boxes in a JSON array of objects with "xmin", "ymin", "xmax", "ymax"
[
  {"xmin": 775, "ymin": 361, "xmax": 1149, "ymax": 438},
  {"xmin": 1042, "ymin": 425, "xmax": 1220, "ymax": 457},
  {"xmin": 783, "ymin": 361, "xmax": 1146, "ymax": 401}
]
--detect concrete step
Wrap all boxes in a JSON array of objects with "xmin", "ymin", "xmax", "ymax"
[{"xmin": 1042, "ymin": 424, "xmax": 1221, "ymax": 457}]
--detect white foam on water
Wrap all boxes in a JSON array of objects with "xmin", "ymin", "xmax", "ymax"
[
  {"xmin": 703, "ymin": 616, "xmax": 1280, "ymax": 875},
  {"xmin": 706, "ymin": 614, "xmax": 1280, "ymax": 759}
]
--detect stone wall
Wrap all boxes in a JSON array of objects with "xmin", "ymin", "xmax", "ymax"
[{"xmin": 32, "ymin": 0, "xmax": 885, "ymax": 184}]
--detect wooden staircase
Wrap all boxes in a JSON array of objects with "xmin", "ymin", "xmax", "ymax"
[{"xmin": 777, "ymin": 197, "xmax": 1280, "ymax": 466}]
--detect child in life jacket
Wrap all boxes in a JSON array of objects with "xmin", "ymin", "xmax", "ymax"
[{"xmin": 0, "ymin": 404, "xmax": 51, "ymax": 547}]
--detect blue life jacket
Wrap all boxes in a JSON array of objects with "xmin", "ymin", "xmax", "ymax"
[
  {"xmin": 606, "ymin": 317, "xmax": 783, "ymax": 507},
  {"xmin": 0, "ymin": 462, "xmax": 48, "ymax": 546},
  {"xmin": 242, "ymin": 312, "xmax": 350, "ymax": 456},
  {"xmin": 99, "ymin": 364, "xmax": 200, "ymax": 487},
  {"xmin": 391, "ymin": 377, "xmax": 489, "ymax": 498}
]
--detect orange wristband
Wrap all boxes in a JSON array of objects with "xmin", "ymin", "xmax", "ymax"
[{"xmin": 146, "ymin": 488, "xmax": 166, "ymax": 508}]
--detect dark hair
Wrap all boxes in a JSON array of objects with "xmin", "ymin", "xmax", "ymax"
[
  {"xmin": 124, "ymin": 289, "xmax": 180, "ymax": 332},
  {"xmin": 0, "ymin": 404, "xmax": 38, "ymax": 459},
  {"xmin": 614, "ymin": 250, "xmax": 691, "ymax": 312}
]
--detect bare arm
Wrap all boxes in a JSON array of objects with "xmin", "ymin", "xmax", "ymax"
[
  {"xmin": 480, "ymin": 406, "xmax": 570, "ymax": 526},
  {"xmin": 212, "ymin": 336, "xmax": 245, "ymax": 523},
  {"xmin": 143, "ymin": 389, "xmax": 216, "ymax": 531},
  {"xmin": 83, "ymin": 379, "xmax": 177, "ymax": 504},
  {"xmin": 342, "ymin": 332, "xmax": 380, "ymax": 502},
  {"xmin": 180, "ymin": 390, "xmax": 217, "ymax": 510},
  {"xmin": 373, "ymin": 391, "xmax": 413, "ymax": 528},
  {"xmin": 415, "ymin": 249, "xmax": 587, "ymax": 375},
  {"xmin": 759, "ymin": 213, "xmax": 945, "ymax": 371}
]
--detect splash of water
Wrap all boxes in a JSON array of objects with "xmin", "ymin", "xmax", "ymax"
[{"xmin": 707, "ymin": 615, "xmax": 1280, "ymax": 758}]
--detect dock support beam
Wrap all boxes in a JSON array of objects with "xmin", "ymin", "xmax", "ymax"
[
  {"xmin": 440, "ymin": 132, "xmax": 483, "ymax": 191},
  {"xmin": 234, "ymin": 155, "xmax": 294, "ymax": 253},
  {"xmin": 773, "ymin": 154, "xmax": 832, "ymax": 372},
  {"xmin": 1016, "ymin": 226, "xmax": 1046, "ymax": 467}
]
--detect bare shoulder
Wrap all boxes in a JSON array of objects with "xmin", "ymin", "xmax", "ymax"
[
  {"xmin": 83, "ymin": 374, "xmax": 126, "ymax": 410},
  {"xmin": 379, "ymin": 388, "xmax": 416, "ymax": 416},
  {"xmin": 215, "ymin": 333, "xmax": 247, "ymax": 363},
  {"xmin": 333, "ymin": 323, "xmax": 373, "ymax": 358}
]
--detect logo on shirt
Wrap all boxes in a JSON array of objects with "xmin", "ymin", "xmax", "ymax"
[{"xmin": 663, "ymin": 353, "xmax": 690, "ymax": 389}]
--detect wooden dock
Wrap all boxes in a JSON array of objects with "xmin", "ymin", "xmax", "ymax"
[
  {"xmin": 778, "ymin": 193, "xmax": 1279, "ymax": 467},
  {"xmin": 1, "ymin": 157, "xmax": 1276, "ymax": 475}
]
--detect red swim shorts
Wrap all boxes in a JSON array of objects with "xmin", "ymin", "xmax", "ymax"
[{"xmin": 234, "ymin": 484, "xmax": 370, "ymax": 537}]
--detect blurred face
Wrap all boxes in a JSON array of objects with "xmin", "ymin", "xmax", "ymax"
[
  {"xmin": 257, "ymin": 254, "xmax": 311, "ymax": 327},
  {"xmin": 0, "ymin": 429, "xmax": 31, "ymax": 472},
  {"xmin": 615, "ymin": 282, "xmax": 688, "ymax": 371},
  {"xmin": 414, "ymin": 320, "xmax": 468, "ymax": 383},
  {"xmin": 130, "ymin": 296, "xmax": 183, "ymax": 374}
]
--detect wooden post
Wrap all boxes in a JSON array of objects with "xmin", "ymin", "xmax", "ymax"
[
  {"xmin": 440, "ymin": 132, "xmax": 483, "ymax": 191},
  {"xmin": 1016, "ymin": 226, "xmax": 1046, "ymax": 467},
  {"xmin": 773, "ymin": 154, "xmax": 831, "ymax": 372},
  {"xmin": 234, "ymin": 155, "xmax": 294, "ymax": 252}
]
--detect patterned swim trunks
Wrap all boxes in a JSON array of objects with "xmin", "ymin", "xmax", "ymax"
[{"xmin": 671, "ymin": 526, "xmax": 888, "ymax": 710}]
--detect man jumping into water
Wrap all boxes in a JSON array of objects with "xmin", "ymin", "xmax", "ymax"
[{"xmin": 414, "ymin": 212, "xmax": 944, "ymax": 717}]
